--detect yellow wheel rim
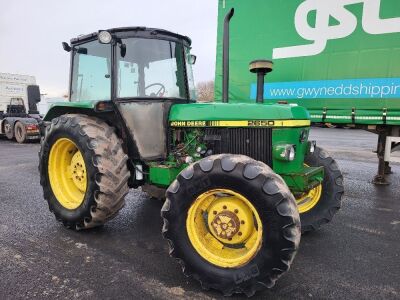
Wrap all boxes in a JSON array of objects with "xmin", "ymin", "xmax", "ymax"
[
  {"xmin": 48, "ymin": 138, "xmax": 87, "ymax": 210},
  {"xmin": 186, "ymin": 189, "xmax": 263, "ymax": 268},
  {"xmin": 296, "ymin": 164, "xmax": 322, "ymax": 213},
  {"xmin": 296, "ymin": 184, "xmax": 322, "ymax": 213}
]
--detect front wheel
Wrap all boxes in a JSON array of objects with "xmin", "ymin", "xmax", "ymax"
[
  {"xmin": 296, "ymin": 146, "xmax": 344, "ymax": 232},
  {"xmin": 161, "ymin": 154, "xmax": 301, "ymax": 296}
]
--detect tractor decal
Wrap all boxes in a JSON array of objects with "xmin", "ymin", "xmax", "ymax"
[{"xmin": 169, "ymin": 120, "xmax": 310, "ymax": 128}]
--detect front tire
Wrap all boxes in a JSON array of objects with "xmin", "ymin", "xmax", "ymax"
[
  {"xmin": 297, "ymin": 146, "xmax": 344, "ymax": 232},
  {"xmin": 161, "ymin": 154, "xmax": 301, "ymax": 296},
  {"xmin": 39, "ymin": 114, "xmax": 130, "ymax": 230}
]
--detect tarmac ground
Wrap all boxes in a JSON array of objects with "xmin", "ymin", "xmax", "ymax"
[{"xmin": 0, "ymin": 127, "xmax": 399, "ymax": 299}]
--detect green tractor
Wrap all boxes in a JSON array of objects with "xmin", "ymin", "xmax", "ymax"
[{"xmin": 39, "ymin": 9, "xmax": 343, "ymax": 296}]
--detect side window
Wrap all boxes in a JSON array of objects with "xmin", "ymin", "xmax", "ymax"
[
  {"xmin": 118, "ymin": 61, "xmax": 139, "ymax": 97},
  {"xmin": 71, "ymin": 41, "xmax": 111, "ymax": 102}
]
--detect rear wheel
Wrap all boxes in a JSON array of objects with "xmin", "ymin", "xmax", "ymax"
[
  {"xmin": 296, "ymin": 146, "xmax": 344, "ymax": 232},
  {"xmin": 14, "ymin": 122, "xmax": 27, "ymax": 143},
  {"xmin": 161, "ymin": 154, "xmax": 301, "ymax": 296},
  {"xmin": 39, "ymin": 114, "xmax": 130, "ymax": 230}
]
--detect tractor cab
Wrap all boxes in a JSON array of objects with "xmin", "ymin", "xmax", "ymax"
[
  {"xmin": 66, "ymin": 28, "xmax": 196, "ymax": 102},
  {"xmin": 62, "ymin": 28, "xmax": 196, "ymax": 160}
]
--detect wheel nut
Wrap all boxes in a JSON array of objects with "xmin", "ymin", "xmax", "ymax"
[
  {"xmin": 223, "ymin": 205, "xmax": 227, "ymax": 210},
  {"xmin": 234, "ymin": 209, "xmax": 239, "ymax": 214},
  {"xmin": 241, "ymin": 220, "xmax": 245, "ymax": 225},
  {"xmin": 213, "ymin": 211, "xmax": 217, "ymax": 215},
  {"xmin": 238, "ymin": 232, "xmax": 242, "ymax": 236}
]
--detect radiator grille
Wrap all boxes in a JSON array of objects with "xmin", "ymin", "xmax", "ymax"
[{"xmin": 204, "ymin": 128, "xmax": 273, "ymax": 166}]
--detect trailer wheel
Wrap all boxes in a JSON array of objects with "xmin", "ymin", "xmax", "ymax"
[
  {"xmin": 161, "ymin": 154, "xmax": 301, "ymax": 296},
  {"xmin": 296, "ymin": 146, "xmax": 344, "ymax": 232},
  {"xmin": 39, "ymin": 114, "xmax": 130, "ymax": 230},
  {"xmin": 4, "ymin": 120, "xmax": 14, "ymax": 140},
  {"xmin": 14, "ymin": 122, "xmax": 27, "ymax": 143}
]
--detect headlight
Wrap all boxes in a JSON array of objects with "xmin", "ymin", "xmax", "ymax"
[
  {"xmin": 299, "ymin": 129, "xmax": 309, "ymax": 143},
  {"xmin": 98, "ymin": 30, "xmax": 112, "ymax": 44},
  {"xmin": 287, "ymin": 145, "xmax": 296, "ymax": 161},
  {"xmin": 274, "ymin": 144, "xmax": 296, "ymax": 161},
  {"xmin": 309, "ymin": 141, "xmax": 316, "ymax": 154}
]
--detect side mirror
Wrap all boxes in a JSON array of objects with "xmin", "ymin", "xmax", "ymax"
[
  {"xmin": 189, "ymin": 54, "xmax": 197, "ymax": 65},
  {"xmin": 62, "ymin": 42, "xmax": 71, "ymax": 52},
  {"xmin": 120, "ymin": 43, "xmax": 127, "ymax": 58}
]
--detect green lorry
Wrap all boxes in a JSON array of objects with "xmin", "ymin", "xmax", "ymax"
[
  {"xmin": 39, "ymin": 13, "xmax": 343, "ymax": 296},
  {"xmin": 216, "ymin": 0, "xmax": 400, "ymax": 184}
]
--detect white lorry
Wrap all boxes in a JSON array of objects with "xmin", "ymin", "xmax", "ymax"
[{"xmin": 0, "ymin": 73, "xmax": 41, "ymax": 143}]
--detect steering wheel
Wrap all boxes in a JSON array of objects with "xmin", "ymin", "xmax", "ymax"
[{"xmin": 145, "ymin": 83, "xmax": 166, "ymax": 97}]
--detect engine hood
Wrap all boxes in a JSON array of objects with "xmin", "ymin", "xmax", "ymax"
[{"xmin": 169, "ymin": 102, "xmax": 310, "ymax": 126}]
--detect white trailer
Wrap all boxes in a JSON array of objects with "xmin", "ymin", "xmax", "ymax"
[{"xmin": 0, "ymin": 73, "xmax": 41, "ymax": 143}]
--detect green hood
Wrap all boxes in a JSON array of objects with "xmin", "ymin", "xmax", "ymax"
[{"xmin": 169, "ymin": 102, "xmax": 310, "ymax": 121}]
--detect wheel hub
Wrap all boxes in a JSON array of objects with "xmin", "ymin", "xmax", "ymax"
[
  {"xmin": 210, "ymin": 210, "xmax": 240, "ymax": 240},
  {"xmin": 187, "ymin": 189, "xmax": 263, "ymax": 268},
  {"xmin": 207, "ymin": 196, "xmax": 255, "ymax": 245},
  {"xmin": 70, "ymin": 151, "xmax": 86, "ymax": 192}
]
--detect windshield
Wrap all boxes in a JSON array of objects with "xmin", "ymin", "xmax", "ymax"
[
  {"xmin": 117, "ymin": 38, "xmax": 187, "ymax": 99},
  {"xmin": 69, "ymin": 37, "xmax": 195, "ymax": 102}
]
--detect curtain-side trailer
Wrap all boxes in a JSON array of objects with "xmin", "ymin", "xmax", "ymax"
[
  {"xmin": 215, "ymin": 0, "xmax": 400, "ymax": 184},
  {"xmin": 0, "ymin": 73, "xmax": 42, "ymax": 143}
]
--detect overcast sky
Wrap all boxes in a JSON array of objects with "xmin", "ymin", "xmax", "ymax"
[{"xmin": 0, "ymin": 0, "xmax": 218, "ymax": 97}]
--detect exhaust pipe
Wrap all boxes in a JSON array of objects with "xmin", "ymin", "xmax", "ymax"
[
  {"xmin": 249, "ymin": 60, "xmax": 273, "ymax": 103},
  {"xmin": 222, "ymin": 8, "xmax": 234, "ymax": 103}
]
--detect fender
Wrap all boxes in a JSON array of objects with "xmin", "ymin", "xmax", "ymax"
[
  {"xmin": 43, "ymin": 101, "xmax": 98, "ymax": 121},
  {"xmin": 42, "ymin": 101, "xmax": 142, "ymax": 184}
]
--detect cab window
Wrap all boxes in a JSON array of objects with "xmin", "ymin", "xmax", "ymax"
[
  {"xmin": 71, "ymin": 41, "xmax": 111, "ymax": 102},
  {"xmin": 117, "ymin": 38, "xmax": 187, "ymax": 99}
]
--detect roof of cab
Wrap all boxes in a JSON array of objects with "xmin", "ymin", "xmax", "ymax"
[{"xmin": 70, "ymin": 27, "xmax": 191, "ymax": 46}]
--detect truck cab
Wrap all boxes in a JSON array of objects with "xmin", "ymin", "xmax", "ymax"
[{"xmin": 0, "ymin": 73, "xmax": 41, "ymax": 143}]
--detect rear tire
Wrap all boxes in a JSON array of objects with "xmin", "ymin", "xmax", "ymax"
[
  {"xmin": 39, "ymin": 114, "xmax": 130, "ymax": 230},
  {"xmin": 14, "ymin": 122, "xmax": 27, "ymax": 143},
  {"xmin": 299, "ymin": 146, "xmax": 344, "ymax": 232},
  {"xmin": 161, "ymin": 154, "xmax": 301, "ymax": 296}
]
